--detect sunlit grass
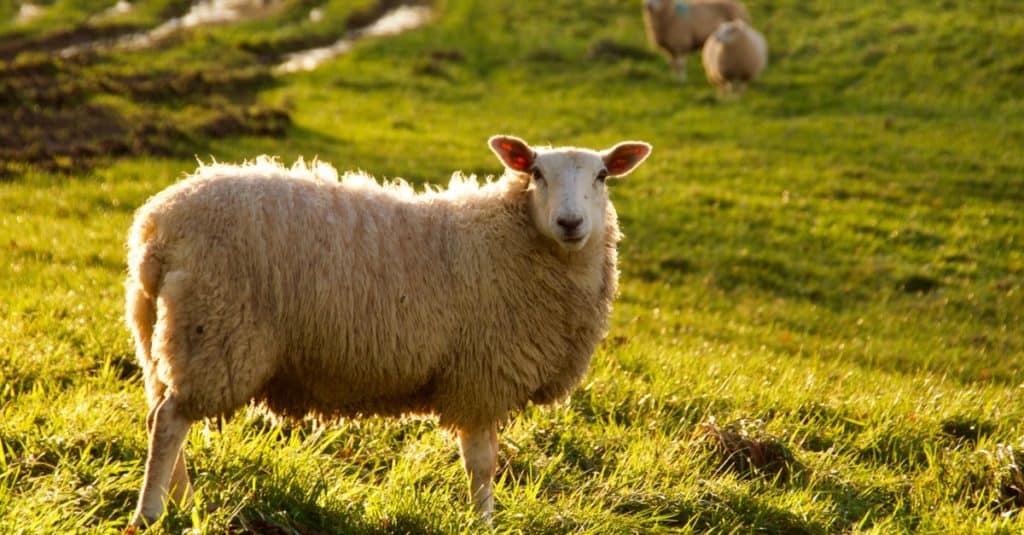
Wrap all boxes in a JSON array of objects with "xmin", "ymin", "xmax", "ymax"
[{"xmin": 1, "ymin": 0, "xmax": 1022, "ymax": 532}]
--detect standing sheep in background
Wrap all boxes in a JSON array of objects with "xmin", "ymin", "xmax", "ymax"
[
  {"xmin": 701, "ymin": 19, "xmax": 768, "ymax": 93},
  {"xmin": 641, "ymin": 0, "xmax": 750, "ymax": 80},
  {"xmin": 124, "ymin": 135, "xmax": 651, "ymax": 527}
]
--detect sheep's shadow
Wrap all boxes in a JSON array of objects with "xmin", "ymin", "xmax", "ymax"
[{"xmin": 152, "ymin": 461, "xmax": 456, "ymax": 534}]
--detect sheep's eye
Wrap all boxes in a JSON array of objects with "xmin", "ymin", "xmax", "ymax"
[
  {"xmin": 531, "ymin": 168, "xmax": 545, "ymax": 183},
  {"xmin": 596, "ymin": 170, "xmax": 608, "ymax": 183}
]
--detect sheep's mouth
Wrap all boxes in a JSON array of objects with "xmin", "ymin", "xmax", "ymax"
[{"xmin": 559, "ymin": 234, "xmax": 588, "ymax": 249}]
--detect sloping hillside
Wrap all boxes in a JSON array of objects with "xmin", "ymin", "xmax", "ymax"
[{"xmin": 0, "ymin": 0, "xmax": 1021, "ymax": 532}]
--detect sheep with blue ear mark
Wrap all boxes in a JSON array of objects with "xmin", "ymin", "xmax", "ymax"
[
  {"xmin": 124, "ymin": 136, "xmax": 651, "ymax": 526},
  {"xmin": 642, "ymin": 0, "xmax": 750, "ymax": 80}
]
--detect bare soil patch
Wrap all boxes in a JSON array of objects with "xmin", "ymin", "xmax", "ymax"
[
  {"xmin": 0, "ymin": 0, "xmax": 435, "ymax": 176},
  {"xmin": 0, "ymin": 57, "xmax": 287, "ymax": 176}
]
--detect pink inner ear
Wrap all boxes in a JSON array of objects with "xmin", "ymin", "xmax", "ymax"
[
  {"xmin": 498, "ymin": 140, "xmax": 533, "ymax": 171},
  {"xmin": 606, "ymin": 145, "xmax": 649, "ymax": 174},
  {"xmin": 608, "ymin": 157, "xmax": 630, "ymax": 173},
  {"xmin": 510, "ymin": 155, "xmax": 530, "ymax": 170}
]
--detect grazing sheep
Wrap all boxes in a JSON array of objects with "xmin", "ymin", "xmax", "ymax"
[
  {"xmin": 641, "ymin": 0, "xmax": 750, "ymax": 80},
  {"xmin": 701, "ymin": 19, "xmax": 767, "ymax": 93},
  {"xmin": 125, "ymin": 136, "xmax": 652, "ymax": 526}
]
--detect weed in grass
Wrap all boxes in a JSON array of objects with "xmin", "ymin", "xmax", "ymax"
[
  {"xmin": 934, "ymin": 442, "xmax": 1024, "ymax": 520},
  {"xmin": 699, "ymin": 417, "xmax": 801, "ymax": 483},
  {"xmin": 989, "ymin": 444, "xmax": 1024, "ymax": 513}
]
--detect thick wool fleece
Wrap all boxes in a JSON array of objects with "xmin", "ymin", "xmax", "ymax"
[
  {"xmin": 126, "ymin": 158, "xmax": 619, "ymax": 430},
  {"xmin": 701, "ymin": 20, "xmax": 767, "ymax": 89},
  {"xmin": 643, "ymin": 0, "xmax": 750, "ymax": 59}
]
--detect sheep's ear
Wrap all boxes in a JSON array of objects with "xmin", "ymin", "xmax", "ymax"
[
  {"xmin": 488, "ymin": 135, "xmax": 535, "ymax": 173},
  {"xmin": 602, "ymin": 142, "xmax": 652, "ymax": 177}
]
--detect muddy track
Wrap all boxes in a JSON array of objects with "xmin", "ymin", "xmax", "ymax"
[
  {"xmin": 0, "ymin": 0, "xmax": 194, "ymax": 61},
  {"xmin": 0, "ymin": 0, "xmax": 431, "ymax": 177},
  {"xmin": 0, "ymin": 24, "xmax": 142, "ymax": 62},
  {"xmin": 0, "ymin": 56, "xmax": 288, "ymax": 176}
]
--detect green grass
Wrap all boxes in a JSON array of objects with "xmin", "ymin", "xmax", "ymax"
[{"xmin": 1, "ymin": 0, "xmax": 1023, "ymax": 532}]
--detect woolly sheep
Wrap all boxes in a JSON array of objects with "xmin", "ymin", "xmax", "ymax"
[
  {"xmin": 125, "ymin": 136, "xmax": 652, "ymax": 526},
  {"xmin": 641, "ymin": 0, "xmax": 750, "ymax": 80},
  {"xmin": 701, "ymin": 19, "xmax": 767, "ymax": 93}
]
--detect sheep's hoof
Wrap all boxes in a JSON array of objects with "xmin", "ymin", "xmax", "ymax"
[{"xmin": 128, "ymin": 511, "xmax": 157, "ymax": 530}]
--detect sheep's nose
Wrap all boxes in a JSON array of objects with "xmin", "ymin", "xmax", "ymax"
[{"xmin": 557, "ymin": 216, "xmax": 584, "ymax": 234}]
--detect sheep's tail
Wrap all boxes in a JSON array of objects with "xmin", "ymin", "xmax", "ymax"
[{"xmin": 125, "ymin": 214, "xmax": 165, "ymax": 403}]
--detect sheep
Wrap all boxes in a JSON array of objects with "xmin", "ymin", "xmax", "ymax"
[
  {"xmin": 124, "ymin": 135, "xmax": 652, "ymax": 526},
  {"xmin": 701, "ymin": 19, "xmax": 767, "ymax": 93},
  {"xmin": 641, "ymin": 0, "xmax": 750, "ymax": 80}
]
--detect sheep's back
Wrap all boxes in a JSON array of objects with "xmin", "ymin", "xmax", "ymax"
[
  {"xmin": 695, "ymin": 0, "xmax": 750, "ymax": 23},
  {"xmin": 135, "ymin": 172, "xmax": 459, "ymax": 418},
  {"xmin": 688, "ymin": 1, "xmax": 749, "ymax": 46},
  {"xmin": 702, "ymin": 24, "xmax": 766, "ymax": 86},
  {"xmin": 651, "ymin": 1, "xmax": 750, "ymax": 55},
  {"xmin": 730, "ymin": 26, "xmax": 767, "ymax": 80}
]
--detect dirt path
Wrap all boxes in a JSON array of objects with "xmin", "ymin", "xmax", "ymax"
[{"xmin": 0, "ymin": 0, "xmax": 433, "ymax": 177}]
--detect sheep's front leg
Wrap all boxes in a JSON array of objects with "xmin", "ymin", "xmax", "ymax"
[
  {"xmin": 130, "ymin": 396, "xmax": 192, "ymax": 527},
  {"xmin": 458, "ymin": 423, "xmax": 498, "ymax": 519},
  {"xmin": 145, "ymin": 400, "xmax": 192, "ymax": 507},
  {"xmin": 168, "ymin": 449, "xmax": 192, "ymax": 505}
]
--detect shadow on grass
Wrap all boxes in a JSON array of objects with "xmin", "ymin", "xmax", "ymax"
[
  {"xmin": 150, "ymin": 449, "xmax": 457, "ymax": 535},
  {"xmin": 610, "ymin": 487, "xmax": 834, "ymax": 533}
]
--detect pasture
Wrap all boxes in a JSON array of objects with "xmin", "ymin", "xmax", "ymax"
[{"xmin": 0, "ymin": 0, "xmax": 1022, "ymax": 532}]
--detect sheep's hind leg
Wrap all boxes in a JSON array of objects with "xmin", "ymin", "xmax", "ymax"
[
  {"xmin": 671, "ymin": 55, "xmax": 688, "ymax": 81},
  {"xmin": 458, "ymin": 423, "xmax": 498, "ymax": 520},
  {"xmin": 718, "ymin": 82, "xmax": 740, "ymax": 100},
  {"xmin": 131, "ymin": 396, "xmax": 193, "ymax": 526}
]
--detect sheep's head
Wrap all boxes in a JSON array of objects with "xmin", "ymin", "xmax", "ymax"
[
  {"xmin": 713, "ymin": 20, "xmax": 743, "ymax": 43},
  {"xmin": 489, "ymin": 135, "xmax": 651, "ymax": 252},
  {"xmin": 643, "ymin": 0, "xmax": 673, "ymax": 16}
]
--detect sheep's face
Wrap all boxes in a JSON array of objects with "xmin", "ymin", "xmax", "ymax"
[
  {"xmin": 489, "ymin": 136, "xmax": 651, "ymax": 252},
  {"xmin": 713, "ymin": 21, "xmax": 742, "ymax": 43},
  {"xmin": 643, "ymin": 0, "xmax": 672, "ymax": 16}
]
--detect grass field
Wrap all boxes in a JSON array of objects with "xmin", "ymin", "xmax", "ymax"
[{"xmin": 1, "ymin": 0, "xmax": 1023, "ymax": 532}]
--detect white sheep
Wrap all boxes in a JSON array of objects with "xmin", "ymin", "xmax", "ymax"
[
  {"xmin": 701, "ymin": 19, "xmax": 767, "ymax": 93},
  {"xmin": 124, "ymin": 135, "xmax": 652, "ymax": 526},
  {"xmin": 641, "ymin": 0, "xmax": 750, "ymax": 80}
]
